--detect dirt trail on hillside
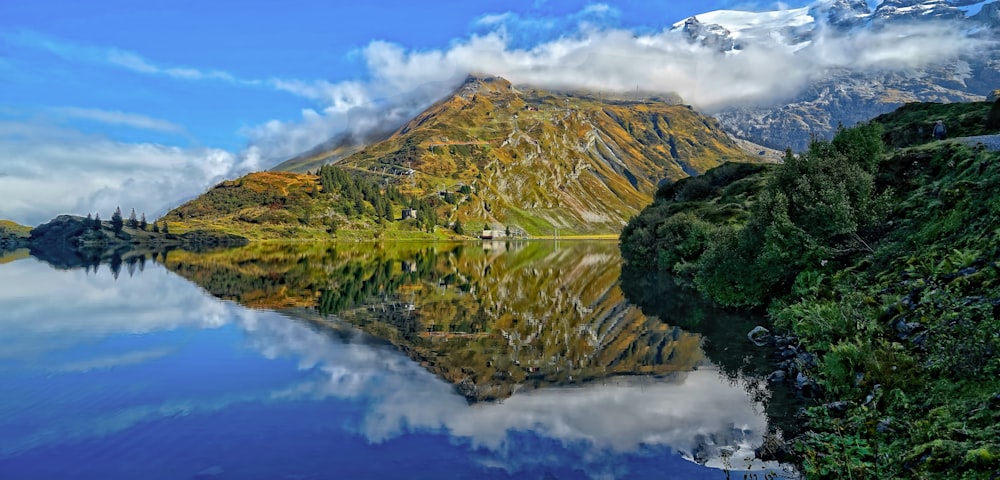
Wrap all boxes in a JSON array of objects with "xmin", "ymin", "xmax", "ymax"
[{"xmin": 955, "ymin": 135, "xmax": 1000, "ymax": 151}]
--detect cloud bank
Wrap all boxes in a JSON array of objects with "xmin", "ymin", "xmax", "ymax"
[
  {"xmin": 0, "ymin": 121, "xmax": 261, "ymax": 224},
  {"xmin": 249, "ymin": 10, "xmax": 986, "ymax": 162}
]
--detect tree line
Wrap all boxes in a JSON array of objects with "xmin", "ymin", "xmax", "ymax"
[
  {"xmin": 317, "ymin": 165, "xmax": 439, "ymax": 233},
  {"xmin": 85, "ymin": 207, "xmax": 170, "ymax": 234}
]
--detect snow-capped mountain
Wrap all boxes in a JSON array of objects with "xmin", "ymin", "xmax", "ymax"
[{"xmin": 674, "ymin": 0, "xmax": 999, "ymax": 150}]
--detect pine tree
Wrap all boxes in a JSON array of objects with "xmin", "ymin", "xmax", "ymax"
[
  {"xmin": 139, "ymin": 213, "xmax": 148, "ymax": 231},
  {"xmin": 161, "ymin": 221, "xmax": 169, "ymax": 234},
  {"xmin": 383, "ymin": 201, "xmax": 393, "ymax": 221},
  {"xmin": 111, "ymin": 206, "xmax": 124, "ymax": 234},
  {"xmin": 152, "ymin": 222, "xmax": 160, "ymax": 233},
  {"xmin": 127, "ymin": 208, "xmax": 138, "ymax": 228},
  {"xmin": 93, "ymin": 213, "xmax": 102, "ymax": 231},
  {"xmin": 453, "ymin": 219, "xmax": 464, "ymax": 236}
]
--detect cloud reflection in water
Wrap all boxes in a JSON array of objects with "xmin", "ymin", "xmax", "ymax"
[{"xmin": 0, "ymin": 258, "xmax": 785, "ymax": 477}]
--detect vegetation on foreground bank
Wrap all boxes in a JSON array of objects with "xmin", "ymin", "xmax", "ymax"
[{"xmin": 621, "ymin": 101, "xmax": 1000, "ymax": 478}]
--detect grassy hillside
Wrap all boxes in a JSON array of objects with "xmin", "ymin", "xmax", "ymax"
[
  {"xmin": 0, "ymin": 219, "xmax": 31, "ymax": 237},
  {"xmin": 620, "ymin": 103, "xmax": 1000, "ymax": 478},
  {"xmin": 161, "ymin": 169, "xmax": 458, "ymax": 241},
  {"xmin": 272, "ymin": 75, "xmax": 758, "ymax": 235},
  {"xmin": 0, "ymin": 219, "xmax": 32, "ymax": 252},
  {"xmin": 875, "ymin": 101, "xmax": 996, "ymax": 148}
]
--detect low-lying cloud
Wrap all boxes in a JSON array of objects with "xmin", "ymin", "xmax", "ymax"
[
  {"xmin": 250, "ymin": 11, "xmax": 987, "ymax": 162},
  {"xmin": 0, "ymin": 121, "xmax": 261, "ymax": 225}
]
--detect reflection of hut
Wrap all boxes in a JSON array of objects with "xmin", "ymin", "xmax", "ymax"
[{"xmin": 402, "ymin": 208, "xmax": 417, "ymax": 220}]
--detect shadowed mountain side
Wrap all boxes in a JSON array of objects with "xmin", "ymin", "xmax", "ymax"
[
  {"xmin": 272, "ymin": 75, "xmax": 757, "ymax": 235},
  {"xmin": 160, "ymin": 241, "xmax": 708, "ymax": 402}
]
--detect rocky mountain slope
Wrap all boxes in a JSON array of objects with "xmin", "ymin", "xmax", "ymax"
[
  {"xmin": 676, "ymin": 0, "xmax": 1000, "ymax": 150},
  {"xmin": 270, "ymin": 75, "xmax": 756, "ymax": 235}
]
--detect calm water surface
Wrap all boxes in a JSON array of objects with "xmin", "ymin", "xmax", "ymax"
[{"xmin": 0, "ymin": 242, "xmax": 796, "ymax": 479}]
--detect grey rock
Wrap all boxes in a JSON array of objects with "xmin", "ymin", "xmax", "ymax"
[
  {"xmin": 877, "ymin": 418, "xmax": 896, "ymax": 434},
  {"xmin": 824, "ymin": 401, "xmax": 850, "ymax": 417},
  {"xmin": 747, "ymin": 326, "xmax": 773, "ymax": 346}
]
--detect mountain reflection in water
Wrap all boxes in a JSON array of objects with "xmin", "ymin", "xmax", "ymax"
[{"xmin": 0, "ymin": 243, "xmax": 796, "ymax": 479}]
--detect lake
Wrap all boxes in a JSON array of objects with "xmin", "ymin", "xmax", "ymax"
[{"xmin": 0, "ymin": 241, "xmax": 798, "ymax": 479}]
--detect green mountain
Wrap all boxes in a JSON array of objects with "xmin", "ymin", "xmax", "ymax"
[
  {"xmin": 259, "ymin": 75, "xmax": 757, "ymax": 236},
  {"xmin": 620, "ymin": 102, "xmax": 1000, "ymax": 477}
]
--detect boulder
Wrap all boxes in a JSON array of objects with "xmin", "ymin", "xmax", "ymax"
[{"xmin": 747, "ymin": 326, "xmax": 773, "ymax": 346}]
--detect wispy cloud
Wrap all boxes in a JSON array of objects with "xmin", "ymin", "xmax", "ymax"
[
  {"xmin": 2, "ymin": 30, "xmax": 312, "ymax": 95},
  {"xmin": 52, "ymin": 107, "xmax": 186, "ymax": 134}
]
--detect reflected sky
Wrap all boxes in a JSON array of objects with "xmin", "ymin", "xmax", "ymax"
[{"xmin": 0, "ymin": 255, "xmax": 793, "ymax": 479}]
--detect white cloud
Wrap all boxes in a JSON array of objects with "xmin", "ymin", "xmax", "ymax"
[
  {"xmin": 0, "ymin": 121, "xmax": 261, "ymax": 225},
  {"xmin": 52, "ymin": 107, "xmax": 186, "ymax": 134},
  {"xmin": 247, "ymin": 11, "xmax": 987, "ymax": 167}
]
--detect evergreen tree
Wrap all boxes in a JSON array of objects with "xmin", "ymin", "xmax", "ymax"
[
  {"xmin": 139, "ymin": 213, "xmax": 148, "ymax": 231},
  {"xmin": 383, "ymin": 200, "xmax": 393, "ymax": 221},
  {"xmin": 92, "ymin": 213, "xmax": 102, "ymax": 231},
  {"xmin": 111, "ymin": 206, "xmax": 124, "ymax": 234},
  {"xmin": 161, "ymin": 221, "xmax": 169, "ymax": 234},
  {"xmin": 127, "ymin": 208, "xmax": 138, "ymax": 228},
  {"xmin": 152, "ymin": 222, "xmax": 160, "ymax": 233},
  {"xmin": 988, "ymin": 98, "xmax": 1000, "ymax": 131},
  {"xmin": 453, "ymin": 219, "xmax": 464, "ymax": 236}
]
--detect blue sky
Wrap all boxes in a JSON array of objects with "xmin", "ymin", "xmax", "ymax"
[
  {"xmin": 1, "ymin": 1, "xmax": 821, "ymax": 151},
  {"xmin": 0, "ymin": 0, "xmax": 954, "ymax": 225}
]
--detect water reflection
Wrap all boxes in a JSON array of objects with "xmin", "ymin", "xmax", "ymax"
[
  {"xmin": 161, "ymin": 241, "xmax": 708, "ymax": 402},
  {"xmin": 0, "ymin": 244, "xmax": 796, "ymax": 478}
]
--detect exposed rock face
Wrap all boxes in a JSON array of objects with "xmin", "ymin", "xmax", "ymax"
[
  {"xmin": 974, "ymin": 1, "xmax": 1000, "ymax": 27},
  {"xmin": 678, "ymin": 16, "xmax": 737, "ymax": 51},
  {"xmin": 812, "ymin": 0, "xmax": 872, "ymax": 27},
  {"xmin": 717, "ymin": 63, "xmax": 990, "ymax": 150},
  {"xmin": 681, "ymin": 0, "xmax": 1000, "ymax": 150},
  {"xmin": 872, "ymin": 0, "xmax": 965, "ymax": 26}
]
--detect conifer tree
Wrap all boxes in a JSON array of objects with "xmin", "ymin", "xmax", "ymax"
[
  {"xmin": 93, "ymin": 213, "xmax": 102, "ymax": 231},
  {"xmin": 139, "ymin": 213, "xmax": 148, "ymax": 231},
  {"xmin": 152, "ymin": 222, "xmax": 160, "ymax": 233},
  {"xmin": 127, "ymin": 208, "xmax": 138, "ymax": 228},
  {"xmin": 161, "ymin": 221, "xmax": 169, "ymax": 234},
  {"xmin": 111, "ymin": 206, "xmax": 124, "ymax": 234}
]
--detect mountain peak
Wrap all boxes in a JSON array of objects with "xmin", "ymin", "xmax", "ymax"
[
  {"xmin": 458, "ymin": 74, "xmax": 513, "ymax": 96},
  {"xmin": 274, "ymin": 79, "xmax": 759, "ymax": 235}
]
